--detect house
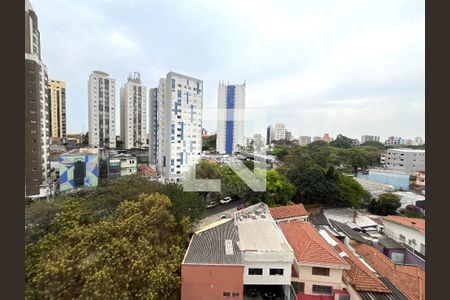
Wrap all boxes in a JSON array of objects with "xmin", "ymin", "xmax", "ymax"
[
  {"xmin": 353, "ymin": 243, "xmax": 425, "ymax": 300},
  {"xmin": 137, "ymin": 164, "xmax": 157, "ymax": 178},
  {"xmin": 279, "ymin": 221, "xmax": 350, "ymax": 299},
  {"xmin": 107, "ymin": 151, "xmax": 137, "ymax": 179},
  {"xmin": 181, "ymin": 203, "xmax": 295, "ymax": 300},
  {"xmin": 269, "ymin": 203, "xmax": 308, "ymax": 222},
  {"xmin": 382, "ymin": 216, "xmax": 425, "ymax": 258}
]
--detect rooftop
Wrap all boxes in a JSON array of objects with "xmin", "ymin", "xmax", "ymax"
[
  {"xmin": 329, "ymin": 220, "xmax": 373, "ymax": 245},
  {"xmin": 280, "ymin": 221, "xmax": 349, "ymax": 268},
  {"xmin": 269, "ymin": 203, "xmax": 308, "ymax": 220},
  {"xmin": 383, "ymin": 216, "xmax": 425, "ymax": 234},
  {"xmin": 62, "ymin": 148, "xmax": 98, "ymax": 156},
  {"xmin": 388, "ymin": 149, "xmax": 425, "ymax": 153},
  {"xmin": 324, "ymin": 208, "xmax": 378, "ymax": 229},
  {"xmin": 183, "ymin": 219, "xmax": 243, "ymax": 265},
  {"xmin": 353, "ymin": 243, "xmax": 425, "ymax": 300}
]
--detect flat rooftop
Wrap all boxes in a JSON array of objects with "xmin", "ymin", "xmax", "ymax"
[{"xmin": 388, "ymin": 149, "xmax": 425, "ymax": 153}]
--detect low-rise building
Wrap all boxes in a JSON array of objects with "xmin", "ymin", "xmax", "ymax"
[
  {"xmin": 385, "ymin": 149, "xmax": 425, "ymax": 173},
  {"xmin": 269, "ymin": 204, "xmax": 308, "ymax": 222},
  {"xmin": 382, "ymin": 216, "xmax": 425, "ymax": 258},
  {"xmin": 107, "ymin": 152, "xmax": 137, "ymax": 179},
  {"xmin": 59, "ymin": 148, "xmax": 99, "ymax": 192}
]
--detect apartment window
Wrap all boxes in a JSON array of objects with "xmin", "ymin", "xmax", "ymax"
[
  {"xmin": 269, "ymin": 268, "xmax": 284, "ymax": 275},
  {"xmin": 399, "ymin": 234, "xmax": 406, "ymax": 243},
  {"xmin": 312, "ymin": 285, "xmax": 333, "ymax": 295},
  {"xmin": 232, "ymin": 292, "xmax": 239, "ymax": 297},
  {"xmin": 312, "ymin": 267, "xmax": 330, "ymax": 276},
  {"xmin": 223, "ymin": 292, "xmax": 231, "ymax": 297},
  {"xmin": 248, "ymin": 268, "xmax": 263, "ymax": 275}
]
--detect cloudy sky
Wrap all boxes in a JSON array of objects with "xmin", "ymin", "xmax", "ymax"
[{"xmin": 33, "ymin": 0, "xmax": 424, "ymax": 141}]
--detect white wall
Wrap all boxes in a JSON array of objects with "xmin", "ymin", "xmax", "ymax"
[
  {"xmin": 243, "ymin": 261, "xmax": 292, "ymax": 285},
  {"xmin": 384, "ymin": 220, "xmax": 425, "ymax": 255}
]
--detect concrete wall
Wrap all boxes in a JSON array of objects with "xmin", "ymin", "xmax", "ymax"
[
  {"xmin": 243, "ymin": 261, "xmax": 292, "ymax": 285},
  {"xmin": 368, "ymin": 170, "xmax": 410, "ymax": 190},
  {"xmin": 293, "ymin": 264, "xmax": 344, "ymax": 295},
  {"xmin": 383, "ymin": 220, "xmax": 425, "ymax": 256},
  {"xmin": 181, "ymin": 264, "xmax": 243, "ymax": 300}
]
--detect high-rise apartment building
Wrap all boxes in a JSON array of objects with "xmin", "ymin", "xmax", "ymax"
[
  {"xmin": 273, "ymin": 123, "xmax": 286, "ymax": 141},
  {"xmin": 322, "ymin": 133, "xmax": 332, "ymax": 143},
  {"xmin": 266, "ymin": 125, "xmax": 273, "ymax": 145},
  {"xmin": 120, "ymin": 72, "xmax": 147, "ymax": 149},
  {"xmin": 313, "ymin": 136, "xmax": 322, "ymax": 142},
  {"xmin": 414, "ymin": 136, "xmax": 424, "ymax": 146},
  {"xmin": 88, "ymin": 71, "xmax": 116, "ymax": 148},
  {"xmin": 216, "ymin": 82, "xmax": 245, "ymax": 154},
  {"xmin": 49, "ymin": 79, "xmax": 66, "ymax": 140},
  {"xmin": 385, "ymin": 136, "xmax": 404, "ymax": 146},
  {"xmin": 361, "ymin": 135, "xmax": 380, "ymax": 144},
  {"xmin": 149, "ymin": 72, "xmax": 203, "ymax": 179},
  {"xmin": 299, "ymin": 136, "xmax": 312, "ymax": 145},
  {"xmin": 25, "ymin": 0, "xmax": 50, "ymax": 196}
]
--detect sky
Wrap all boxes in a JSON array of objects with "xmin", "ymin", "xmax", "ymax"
[{"xmin": 33, "ymin": 0, "xmax": 425, "ymax": 142}]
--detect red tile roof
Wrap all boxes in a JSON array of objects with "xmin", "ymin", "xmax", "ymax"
[
  {"xmin": 280, "ymin": 221, "xmax": 348, "ymax": 268},
  {"xmin": 329, "ymin": 236, "xmax": 390, "ymax": 293},
  {"xmin": 269, "ymin": 204, "xmax": 308, "ymax": 220},
  {"xmin": 138, "ymin": 165, "xmax": 156, "ymax": 177},
  {"xmin": 353, "ymin": 243, "xmax": 425, "ymax": 300},
  {"xmin": 383, "ymin": 215, "xmax": 425, "ymax": 234}
]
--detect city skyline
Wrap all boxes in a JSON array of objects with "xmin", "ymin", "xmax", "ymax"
[{"xmin": 33, "ymin": 0, "xmax": 424, "ymax": 140}]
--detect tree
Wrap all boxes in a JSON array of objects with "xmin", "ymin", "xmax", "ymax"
[
  {"xmin": 202, "ymin": 134, "xmax": 217, "ymax": 152},
  {"xmin": 368, "ymin": 192, "xmax": 401, "ymax": 215},
  {"xmin": 360, "ymin": 141, "xmax": 385, "ymax": 150},
  {"xmin": 26, "ymin": 194, "xmax": 188, "ymax": 300},
  {"xmin": 245, "ymin": 169, "xmax": 295, "ymax": 206},
  {"xmin": 337, "ymin": 174, "xmax": 370, "ymax": 208},
  {"xmin": 330, "ymin": 134, "xmax": 358, "ymax": 149}
]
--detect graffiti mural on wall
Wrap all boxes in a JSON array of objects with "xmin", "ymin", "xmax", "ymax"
[{"xmin": 59, "ymin": 152, "xmax": 98, "ymax": 192}]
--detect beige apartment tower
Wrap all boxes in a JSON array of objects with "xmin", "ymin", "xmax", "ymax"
[{"xmin": 49, "ymin": 80, "xmax": 66, "ymax": 139}]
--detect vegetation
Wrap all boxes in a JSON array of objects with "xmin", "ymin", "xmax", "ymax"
[
  {"xmin": 368, "ymin": 192, "xmax": 402, "ymax": 215},
  {"xmin": 202, "ymin": 134, "xmax": 217, "ymax": 152},
  {"xmin": 400, "ymin": 205, "xmax": 425, "ymax": 219}
]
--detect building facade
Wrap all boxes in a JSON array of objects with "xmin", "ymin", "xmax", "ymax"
[
  {"xmin": 59, "ymin": 148, "xmax": 99, "ymax": 192},
  {"xmin": 383, "ymin": 216, "xmax": 425, "ymax": 257},
  {"xmin": 88, "ymin": 70, "xmax": 116, "ymax": 148},
  {"xmin": 120, "ymin": 72, "xmax": 147, "ymax": 149},
  {"xmin": 107, "ymin": 152, "xmax": 137, "ymax": 179},
  {"xmin": 361, "ymin": 135, "xmax": 380, "ymax": 144},
  {"xmin": 48, "ymin": 79, "xmax": 66, "ymax": 140},
  {"xmin": 299, "ymin": 136, "xmax": 311, "ymax": 146},
  {"xmin": 385, "ymin": 149, "xmax": 425, "ymax": 173},
  {"xmin": 322, "ymin": 133, "xmax": 332, "ymax": 143},
  {"xmin": 266, "ymin": 125, "xmax": 273, "ymax": 145},
  {"xmin": 149, "ymin": 72, "xmax": 203, "ymax": 179},
  {"xmin": 216, "ymin": 82, "xmax": 245, "ymax": 154},
  {"xmin": 385, "ymin": 136, "xmax": 404, "ymax": 146},
  {"xmin": 25, "ymin": 0, "xmax": 51, "ymax": 196},
  {"xmin": 273, "ymin": 123, "xmax": 286, "ymax": 141}
]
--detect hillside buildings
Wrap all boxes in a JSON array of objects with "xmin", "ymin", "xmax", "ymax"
[
  {"xmin": 299, "ymin": 136, "xmax": 311, "ymax": 145},
  {"xmin": 48, "ymin": 79, "xmax": 66, "ymax": 141},
  {"xmin": 216, "ymin": 82, "xmax": 245, "ymax": 154},
  {"xmin": 385, "ymin": 148, "xmax": 425, "ymax": 173},
  {"xmin": 25, "ymin": 0, "xmax": 51, "ymax": 196},
  {"xmin": 88, "ymin": 71, "xmax": 116, "ymax": 148},
  {"xmin": 149, "ymin": 72, "xmax": 203, "ymax": 179},
  {"xmin": 361, "ymin": 135, "xmax": 380, "ymax": 144},
  {"xmin": 120, "ymin": 72, "xmax": 147, "ymax": 149},
  {"xmin": 272, "ymin": 123, "xmax": 287, "ymax": 141}
]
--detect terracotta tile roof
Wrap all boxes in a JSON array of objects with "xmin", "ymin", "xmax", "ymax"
[
  {"xmin": 353, "ymin": 243, "xmax": 425, "ymax": 300},
  {"xmin": 269, "ymin": 204, "xmax": 308, "ymax": 220},
  {"xmin": 279, "ymin": 221, "xmax": 348, "ymax": 268},
  {"xmin": 329, "ymin": 236, "xmax": 390, "ymax": 293},
  {"xmin": 383, "ymin": 216, "xmax": 425, "ymax": 234},
  {"xmin": 138, "ymin": 165, "xmax": 156, "ymax": 177}
]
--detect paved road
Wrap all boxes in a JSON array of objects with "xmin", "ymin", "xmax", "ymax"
[{"xmin": 196, "ymin": 199, "xmax": 244, "ymax": 229}]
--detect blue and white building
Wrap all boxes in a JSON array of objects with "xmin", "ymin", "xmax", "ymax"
[
  {"xmin": 216, "ymin": 82, "xmax": 246, "ymax": 154},
  {"xmin": 149, "ymin": 72, "xmax": 203, "ymax": 179}
]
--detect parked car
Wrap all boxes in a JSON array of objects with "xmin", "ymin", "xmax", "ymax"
[
  {"xmin": 219, "ymin": 196, "xmax": 232, "ymax": 204},
  {"xmin": 219, "ymin": 214, "xmax": 230, "ymax": 220},
  {"xmin": 206, "ymin": 201, "xmax": 218, "ymax": 209}
]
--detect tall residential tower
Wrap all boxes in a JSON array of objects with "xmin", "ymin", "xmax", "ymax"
[
  {"xmin": 120, "ymin": 72, "xmax": 147, "ymax": 149},
  {"xmin": 25, "ymin": 0, "xmax": 50, "ymax": 196},
  {"xmin": 216, "ymin": 82, "xmax": 245, "ymax": 154},
  {"xmin": 49, "ymin": 79, "xmax": 67, "ymax": 140},
  {"xmin": 149, "ymin": 72, "xmax": 203, "ymax": 179},
  {"xmin": 88, "ymin": 71, "xmax": 116, "ymax": 148}
]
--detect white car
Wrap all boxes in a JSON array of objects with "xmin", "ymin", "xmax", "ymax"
[{"xmin": 219, "ymin": 197, "xmax": 232, "ymax": 204}]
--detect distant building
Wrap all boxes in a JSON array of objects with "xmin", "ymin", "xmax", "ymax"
[
  {"xmin": 59, "ymin": 148, "xmax": 99, "ymax": 192},
  {"xmin": 285, "ymin": 130, "xmax": 293, "ymax": 141},
  {"xmin": 386, "ymin": 148, "xmax": 425, "ymax": 173},
  {"xmin": 107, "ymin": 151, "xmax": 137, "ymax": 179},
  {"xmin": 88, "ymin": 70, "xmax": 116, "ymax": 148},
  {"xmin": 252, "ymin": 134, "xmax": 264, "ymax": 152},
  {"xmin": 367, "ymin": 169, "xmax": 410, "ymax": 190},
  {"xmin": 414, "ymin": 136, "xmax": 424, "ymax": 146},
  {"xmin": 149, "ymin": 72, "xmax": 203, "ymax": 179},
  {"xmin": 298, "ymin": 136, "xmax": 311, "ymax": 145},
  {"xmin": 120, "ymin": 72, "xmax": 147, "ymax": 149},
  {"xmin": 266, "ymin": 125, "xmax": 274, "ymax": 145},
  {"xmin": 382, "ymin": 215, "xmax": 425, "ymax": 258},
  {"xmin": 361, "ymin": 135, "xmax": 380, "ymax": 144},
  {"xmin": 48, "ymin": 79, "xmax": 67, "ymax": 140},
  {"xmin": 202, "ymin": 128, "xmax": 208, "ymax": 138},
  {"xmin": 216, "ymin": 82, "xmax": 245, "ymax": 154},
  {"xmin": 273, "ymin": 123, "xmax": 286, "ymax": 141},
  {"xmin": 385, "ymin": 136, "xmax": 404, "ymax": 146},
  {"xmin": 414, "ymin": 171, "xmax": 425, "ymax": 187},
  {"xmin": 322, "ymin": 133, "xmax": 332, "ymax": 143},
  {"xmin": 313, "ymin": 136, "xmax": 321, "ymax": 142}
]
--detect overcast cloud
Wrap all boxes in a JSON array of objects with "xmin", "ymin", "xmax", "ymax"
[{"xmin": 33, "ymin": 0, "xmax": 425, "ymax": 141}]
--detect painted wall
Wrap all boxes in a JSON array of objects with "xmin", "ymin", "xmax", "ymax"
[
  {"xmin": 181, "ymin": 264, "xmax": 244, "ymax": 300},
  {"xmin": 59, "ymin": 154, "xmax": 98, "ymax": 191},
  {"xmin": 383, "ymin": 220, "xmax": 425, "ymax": 256},
  {"xmin": 293, "ymin": 264, "xmax": 344, "ymax": 296},
  {"xmin": 368, "ymin": 171, "xmax": 410, "ymax": 190},
  {"xmin": 243, "ymin": 261, "xmax": 292, "ymax": 285}
]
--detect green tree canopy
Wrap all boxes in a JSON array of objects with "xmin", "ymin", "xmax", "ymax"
[
  {"xmin": 337, "ymin": 174, "xmax": 371, "ymax": 208},
  {"xmin": 329, "ymin": 134, "xmax": 358, "ymax": 149},
  {"xmin": 368, "ymin": 192, "xmax": 401, "ymax": 215}
]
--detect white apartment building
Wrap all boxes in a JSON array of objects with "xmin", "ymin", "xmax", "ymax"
[
  {"xmin": 361, "ymin": 135, "xmax": 380, "ymax": 144},
  {"xmin": 149, "ymin": 72, "xmax": 203, "ymax": 179},
  {"xmin": 216, "ymin": 82, "xmax": 245, "ymax": 154},
  {"xmin": 273, "ymin": 123, "xmax": 287, "ymax": 141},
  {"xmin": 383, "ymin": 216, "xmax": 425, "ymax": 257},
  {"xmin": 88, "ymin": 71, "xmax": 116, "ymax": 148},
  {"xmin": 386, "ymin": 148, "xmax": 425, "ymax": 173},
  {"xmin": 299, "ymin": 136, "xmax": 312, "ymax": 145},
  {"xmin": 120, "ymin": 72, "xmax": 147, "ymax": 149}
]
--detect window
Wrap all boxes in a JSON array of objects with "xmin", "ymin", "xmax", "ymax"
[
  {"xmin": 223, "ymin": 292, "xmax": 231, "ymax": 296},
  {"xmin": 269, "ymin": 268, "xmax": 284, "ymax": 275},
  {"xmin": 399, "ymin": 234, "xmax": 406, "ymax": 243},
  {"xmin": 312, "ymin": 267, "xmax": 330, "ymax": 276},
  {"xmin": 232, "ymin": 292, "xmax": 239, "ymax": 296},
  {"xmin": 312, "ymin": 285, "xmax": 333, "ymax": 295},
  {"xmin": 248, "ymin": 268, "xmax": 263, "ymax": 275}
]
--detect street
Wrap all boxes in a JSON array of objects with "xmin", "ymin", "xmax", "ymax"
[{"xmin": 196, "ymin": 199, "xmax": 244, "ymax": 229}]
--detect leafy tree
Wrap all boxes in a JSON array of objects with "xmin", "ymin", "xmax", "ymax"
[
  {"xmin": 272, "ymin": 146, "xmax": 289, "ymax": 160},
  {"xmin": 368, "ymin": 192, "xmax": 401, "ymax": 215},
  {"xmin": 26, "ymin": 194, "xmax": 187, "ymax": 300},
  {"xmin": 360, "ymin": 141, "xmax": 385, "ymax": 150},
  {"xmin": 202, "ymin": 134, "xmax": 217, "ymax": 152},
  {"xmin": 337, "ymin": 174, "xmax": 371, "ymax": 208},
  {"xmin": 330, "ymin": 134, "xmax": 358, "ymax": 149},
  {"xmin": 245, "ymin": 169, "xmax": 295, "ymax": 206}
]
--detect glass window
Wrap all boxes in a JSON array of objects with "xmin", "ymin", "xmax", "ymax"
[
  {"xmin": 312, "ymin": 267, "xmax": 330, "ymax": 276},
  {"xmin": 248, "ymin": 268, "xmax": 263, "ymax": 275},
  {"xmin": 269, "ymin": 268, "xmax": 284, "ymax": 275},
  {"xmin": 312, "ymin": 285, "xmax": 333, "ymax": 295}
]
